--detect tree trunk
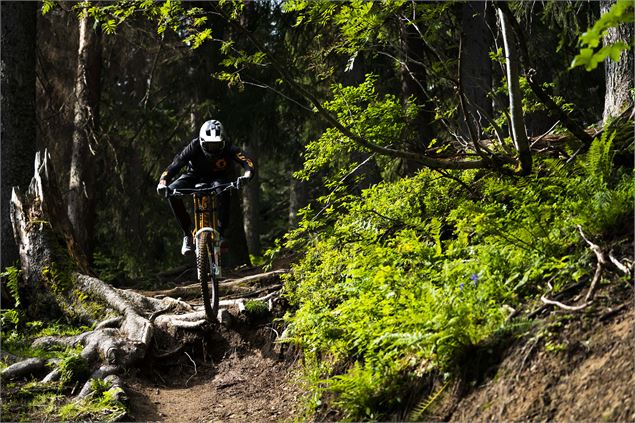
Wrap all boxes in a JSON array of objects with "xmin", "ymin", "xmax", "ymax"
[
  {"xmin": 68, "ymin": 16, "xmax": 102, "ymax": 260},
  {"xmin": 460, "ymin": 2, "xmax": 494, "ymax": 128},
  {"xmin": 0, "ymin": 1, "xmax": 37, "ymax": 269},
  {"xmin": 497, "ymin": 7, "xmax": 532, "ymax": 175},
  {"xmin": 242, "ymin": 141, "xmax": 261, "ymax": 257},
  {"xmin": 289, "ymin": 174, "xmax": 309, "ymax": 229},
  {"xmin": 225, "ymin": 164, "xmax": 252, "ymax": 268},
  {"xmin": 602, "ymin": 1, "xmax": 634, "ymax": 122},
  {"xmin": 399, "ymin": 15, "xmax": 434, "ymax": 175}
]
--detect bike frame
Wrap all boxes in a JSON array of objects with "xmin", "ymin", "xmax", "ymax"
[
  {"xmin": 171, "ymin": 182, "xmax": 235, "ymax": 278},
  {"xmin": 168, "ymin": 182, "xmax": 237, "ymax": 322}
]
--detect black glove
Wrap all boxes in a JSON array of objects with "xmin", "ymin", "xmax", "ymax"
[
  {"xmin": 157, "ymin": 183, "xmax": 169, "ymax": 197},
  {"xmin": 236, "ymin": 176, "xmax": 249, "ymax": 189}
]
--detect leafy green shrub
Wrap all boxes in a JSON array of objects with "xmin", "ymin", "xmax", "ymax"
[{"xmin": 282, "ymin": 128, "xmax": 633, "ymax": 420}]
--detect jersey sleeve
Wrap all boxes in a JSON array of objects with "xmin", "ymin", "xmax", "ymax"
[
  {"xmin": 230, "ymin": 146, "xmax": 255, "ymax": 174},
  {"xmin": 161, "ymin": 140, "xmax": 196, "ymax": 183}
]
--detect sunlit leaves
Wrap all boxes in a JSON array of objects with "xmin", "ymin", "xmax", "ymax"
[
  {"xmin": 296, "ymin": 74, "xmax": 419, "ymax": 182},
  {"xmin": 41, "ymin": 0, "xmax": 57, "ymax": 15},
  {"xmin": 571, "ymin": 0, "xmax": 634, "ymax": 71},
  {"xmin": 283, "ymin": 124, "xmax": 634, "ymax": 418},
  {"xmin": 71, "ymin": 1, "xmax": 214, "ymax": 47}
]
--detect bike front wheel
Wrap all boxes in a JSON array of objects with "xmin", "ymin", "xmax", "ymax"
[{"xmin": 196, "ymin": 232, "xmax": 219, "ymax": 322}]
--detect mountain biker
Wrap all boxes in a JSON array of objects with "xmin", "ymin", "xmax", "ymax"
[{"xmin": 156, "ymin": 119, "xmax": 255, "ymax": 255}]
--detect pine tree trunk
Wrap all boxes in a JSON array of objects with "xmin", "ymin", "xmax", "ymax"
[
  {"xmin": 0, "ymin": 2, "xmax": 37, "ymax": 269},
  {"xmin": 242, "ymin": 142, "xmax": 261, "ymax": 256},
  {"xmin": 288, "ymin": 177, "xmax": 309, "ymax": 229},
  {"xmin": 602, "ymin": 1, "xmax": 634, "ymax": 122},
  {"xmin": 226, "ymin": 187, "xmax": 252, "ymax": 268},
  {"xmin": 68, "ymin": 16, "xmax": 102, "ymax": 259},
  {"xmin": 399, "ymin": 15, "xmax": 434, "ymax": 174},
  {"xmin": 461, "ymin": 2, "xmax": 494, "ymax": 125},
  {"xmin": 497, "ymin": 6, "xmax": 532, "ymax": 175}
]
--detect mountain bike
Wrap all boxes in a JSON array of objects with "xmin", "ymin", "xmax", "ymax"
[{"xmin": 168, "ymin": 181, "xmax": 237, "ymax": 322}]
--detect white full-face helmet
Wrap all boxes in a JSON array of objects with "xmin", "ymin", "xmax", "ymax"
[{"xmin": 199, "ymin": 120, "xmax": 225, "ymax": 155}]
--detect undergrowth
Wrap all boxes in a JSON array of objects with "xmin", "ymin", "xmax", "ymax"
[
  {"xmin": 281, "ymin": 128, "xmax": 633, "ymax": 421},
  {"xmin": 0, "ymin": 269, "xmax": 126, "ymax": 422}
]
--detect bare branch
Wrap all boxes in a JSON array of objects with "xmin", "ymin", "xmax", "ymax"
[
  {"xmin": 540, "ymin": 295, "xmax": 590, "ymax": 311},
  {"xmin": 577, "ymin": 225, "xmax": 606, "ymax": 302},
  {"xmin": 221, "ymin": 7, "xmax": 487, "ymax": 170}
]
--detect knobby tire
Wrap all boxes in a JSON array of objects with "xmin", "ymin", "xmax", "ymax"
[{"xmin": 196, "ymin": 232, "xmax": 219, "ymax": 322}]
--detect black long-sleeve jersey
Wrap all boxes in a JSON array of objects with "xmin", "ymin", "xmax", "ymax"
[{"xmin": 160, "ymin": 139, "xmax": 255, "ymax": 183}]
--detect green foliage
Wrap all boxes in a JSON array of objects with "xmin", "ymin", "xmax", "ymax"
[
  {"xmin": 1, "ymin": 267, "xmax": 23, "ymax": 333},
  {"xmin": 571, "ymin": 0, "xmax": 634, "ymax": 71},
  {"xmin": 407, "ymin": 378, "xmax": 451, "ymax": 422},
  {"xmin": 282, "ymin": 127, "xmax": 633, "ymax": 420},
  {"xmin": 2, "ymin": 266, "xmax": 22, "ymax": 307},
  {"xmin": 2, "ymin": 376, "xmax": 126, "ymax": 422},
  {"xmin": 41, "ymin": 0, "xmax": 57, "ymax": 15},
  {"xmin": 58, "ymin": 378, "xmax": 127, "ymax": 422},
  {"xmin": 1, "ymin": 381, "xmax": 65, "ymax": 422},
  {"xmin": 244, "ymin": 299, "xmax": 270, "ymax": 317},
  {"xmin": 296, "ymin": 74, "xmax": 417, "ymax": 183},
  {"xmin": 2, "ymin": 317, "xmax": 90, "ymax": 366},
  {"xmin": 58, "ymin": 354, "xmax": 90, "ymax": 385}
]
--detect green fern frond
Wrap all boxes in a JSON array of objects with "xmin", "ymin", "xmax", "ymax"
[
  {"xmin": 582, "ymin": 130, "xmax": 616, "ymax": 184},
  {"xmin": 1, "ymin": 266, "xmax": 22, "ymax": 307},
  {"xmin": 407, "ymin": 379, "xmax": 451, "ymax": 422}
]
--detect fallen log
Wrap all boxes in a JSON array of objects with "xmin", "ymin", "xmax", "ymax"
[{"xmin": 139, "ymin": 269, "xmax": 289, "ymax": 299}]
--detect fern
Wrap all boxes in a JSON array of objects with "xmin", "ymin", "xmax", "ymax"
[
  {"xmin": 582, "ymin": 130, "xmax": 616, "ymax": 186},
  {"xmin": 407, "ymin": 379, "xmax": 451, "ymax": 422},
  {"xmin": 1, "ymin": 266, "xmax": 22, "ymax": 307}
]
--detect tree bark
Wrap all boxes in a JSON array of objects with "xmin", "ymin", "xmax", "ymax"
[
  {"xmin": 0, "ymin": 1, "xmax": 37, "ymax": 269},
  {"xmin": 68, "ymin": 15, "xmax": 102, "ymax": 260},
  {"xmin": 399, "ymin": 14, "xmax": 434, "ymax": 175},
  {"xmin": 496, "ymin": 2, "xmax": 593, "ymax": 146},
  {"xmin": 602, "ymin": 1, "xmax": 634, "ymax": 122},
  {"xmin": 225, "ymin": 163, "xmax": 252, "ymax": 268},
  {"xmin": 497, "ymin": 7, "xmax": 532, "ymax": 175},
  {"xmin": 242, "ymin": 141, "xmax": 261, "ymax": 257},
  {"xmin": 460, "ymin": 2, "xmax": 494, "ymax": 128},
  {"xmin": 288, "ymin": 176, "xmax": 309, "ymax": 229}
]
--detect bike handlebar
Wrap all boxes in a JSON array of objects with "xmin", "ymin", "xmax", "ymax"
[{"xmin": 168, "ymin": 181, "xmax": 238, "ymax": 197}]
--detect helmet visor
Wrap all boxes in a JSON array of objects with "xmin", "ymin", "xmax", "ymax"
[{"xmin": 201, "ymin": 141, "xmax": 223, "ymax": 154}]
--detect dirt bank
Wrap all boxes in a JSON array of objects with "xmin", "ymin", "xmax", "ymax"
[{"xmin": 448, "ymin": 287, "xmax": 634, "ymax": 422}]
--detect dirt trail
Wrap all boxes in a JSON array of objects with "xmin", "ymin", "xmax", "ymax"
[
  {"xmin": 126, "ymin": 324, "xmax": 305, "ymax": 422},
  {"xmin": 125, "ymin": 261, "xmax": 305, "ymax": 422}
]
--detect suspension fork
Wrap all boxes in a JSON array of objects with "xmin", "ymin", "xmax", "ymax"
[{"xmin": 193, "ymin": 193, "xmax": 222, "ymax": 276}]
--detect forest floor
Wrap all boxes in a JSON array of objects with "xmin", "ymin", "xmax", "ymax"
[
  {"xmin": 2, "ymin": 261, "xmax": 631, "ymax": 422},
  {"xmin": 125, "ymin": 323, "xmax": 305, "ymax": 422},
  {"xmin": 124, "ymin": 262, "xmax": 307, "ymax": 423},
  {"xmin": 123, "ymin": 262, "xmax": 633, "ymax": 423}
]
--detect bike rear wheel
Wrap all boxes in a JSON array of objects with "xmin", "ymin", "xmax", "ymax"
[{"xmin": 196, "ymin": 232, "xmax": 219, "ymax": 321}]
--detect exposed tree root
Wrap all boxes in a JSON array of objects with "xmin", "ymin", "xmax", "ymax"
[
  {"xmin": 540, "ymin": 226, "xmax": 610, "ymax": 312},
  {"xmin": 1, "ymin": 358, "xmax": 48, "ymax": 380},
  {"xmin": 539, "ymin": 296, "xmax": 591, "ymax": 311}
]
